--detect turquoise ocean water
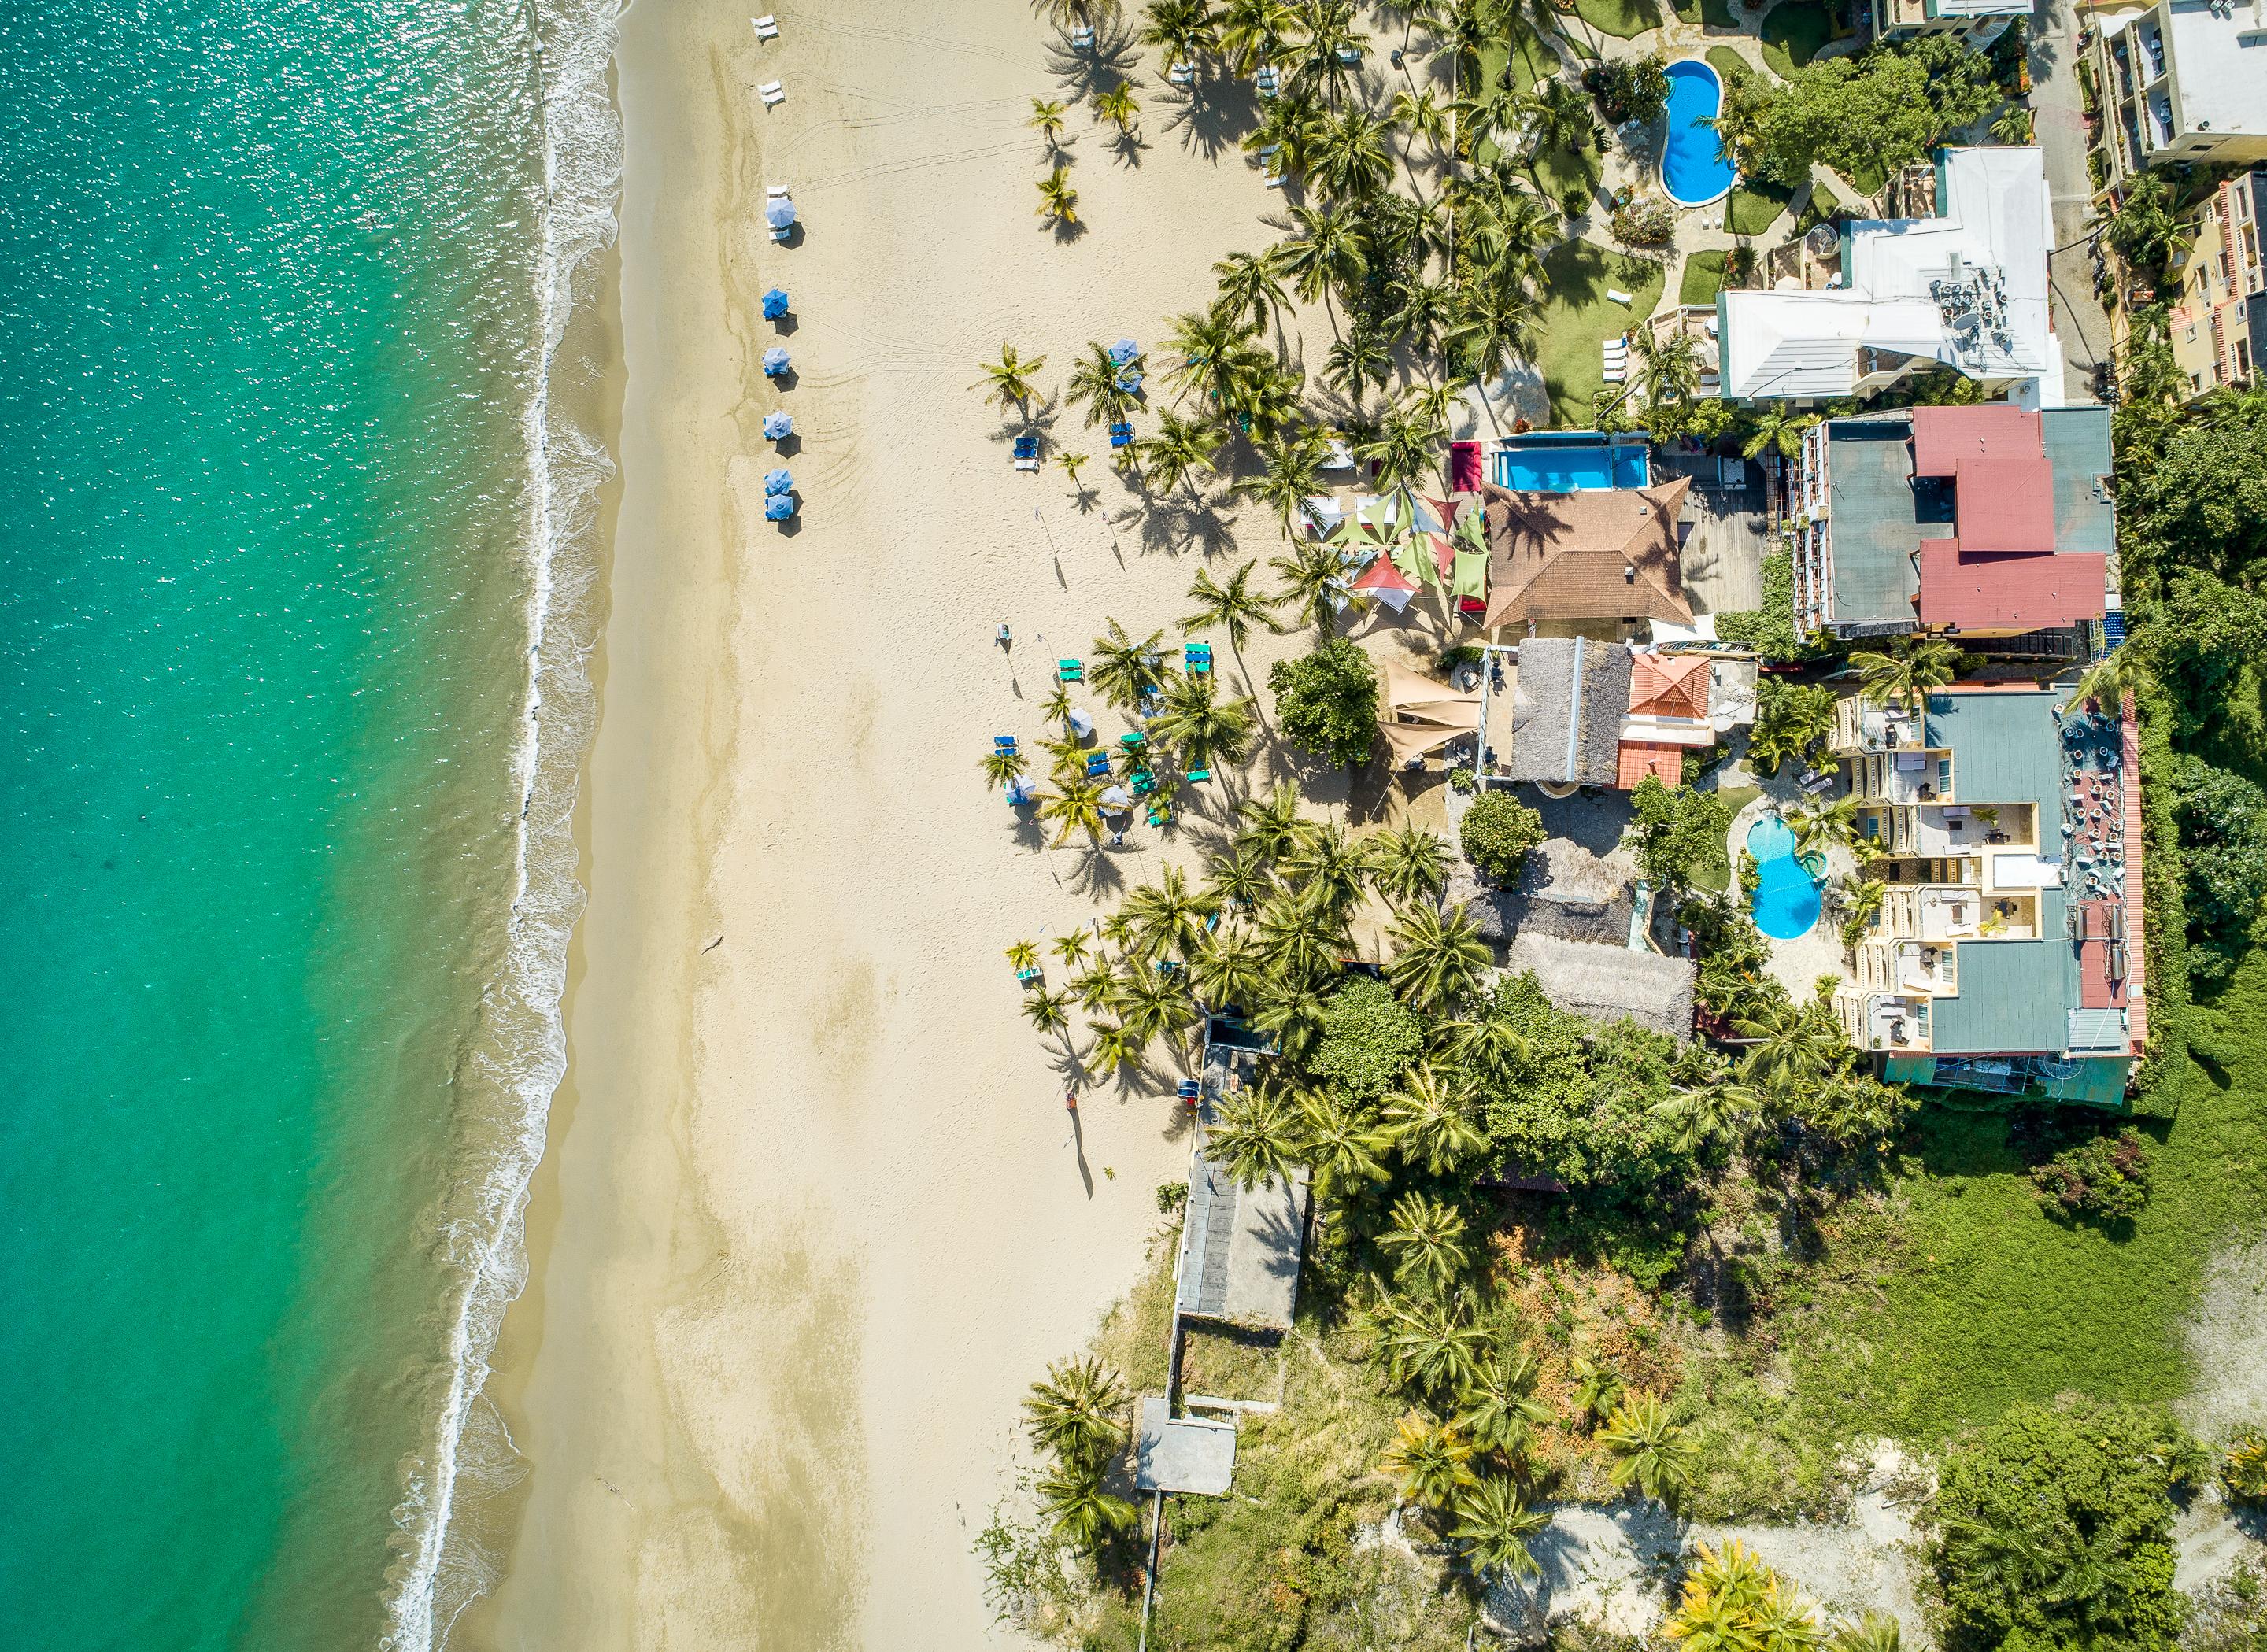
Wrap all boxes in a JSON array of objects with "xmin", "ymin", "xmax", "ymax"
[{"xmin": 0, "ymin": 2, "xmax": 616, "ymax": 1646}]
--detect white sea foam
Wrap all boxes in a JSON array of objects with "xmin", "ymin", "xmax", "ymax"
[{"xmin": 379, "ymin": 3, "xmax": 623, "ymax": 1646}]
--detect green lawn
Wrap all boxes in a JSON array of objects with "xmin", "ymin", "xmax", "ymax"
[
  {"xmin": 1687, "ymin": 949, "xmax": 2267, "ymax": 1511},
  {"xmin": 1680, "ymin": 248, "xmax": 1729, "ymax": 305},
  {"xmin": 1676, "ymin": 0, "xmax": 1740, "ymax": 25},
  {"xmin": 1572, "ymin": 0, "xmax": 1663, "ymax": 39},
  {"xmin": 1706, "ymin": 44, "xmax": 1758, "ymax": 83},
  {"xmin": 1843, "ymin": 154, "xmax": 1886, "ymax": 195},
  {"xmin": 1726, "ymin": 178, "xmax": 1795, "ymax": 237},
  {"xmin": 1473, "ymin": 35, "xmax": 1603, "ymax": 209},
  {"xmin": 1534, "ymin": 238, "xmax": 1665, "ymax": 427},
  {"xmin": 1795, "ymin": 178, "xmax": 1840, "ymax": 233},
  {"xmin": 1758, "ymin": 0, "xmax": 1835, "ymax": 75}
]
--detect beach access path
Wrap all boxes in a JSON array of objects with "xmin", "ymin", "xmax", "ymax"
[{"xmin": 472, "ymin": 0, "xmax": 1405, "ymax": 1646}]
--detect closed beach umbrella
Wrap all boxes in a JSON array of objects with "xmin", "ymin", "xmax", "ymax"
[
  {"xmin": 1109, "ymin": 338, "xmax": 1138, "ymax": 364},
  {"xmin": 760, "ymin": 286, "xmax": 790, "ymax": 319},
  {"xmin": 764, "ymin": 493, "xmax": 797, "ymax": 521},
  {"xmin": 763, "ymin": 410, "xmax": 793, "ymax": 440},
  {"xmin": 764, "ymin": 468, "xmax": 793, "ymax": 495},
  {"xmin": 763, "ymin": 345, "xmax": 790, "ymax": 375},
  {"xmin": 765, "ymin": 195, "xmax": 797, "ymax": 230}
]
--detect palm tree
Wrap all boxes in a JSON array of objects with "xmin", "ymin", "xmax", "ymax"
[
  {"xmin": 1789, "ymin": 795, "xmax": 1863, "ymax": 859},
  {"xmin": 1848, "ymin": 637, "xmax": 1960, "ymax": 720},
  {"xmin": 1217, "ymin": 0, "xmax": 1303, "ymax": 73},
  {"xmin": 1290, "ymin": 0, "xmax": 1368, "ymax": 105},
  {"xmin": 1360, "ymin": 394, "xmax": 1448, "ymax": 493},
  {"xmin": 1840, "ymin": 875, "xmax": 1885, "ymax": 941},
  {"xmin": 1598, "ymin": 1393, "xmax": 1696, "ymax": 1508},
  {"xmin": 1648, "ymin": 1081, "xmax": 1763, "ymax": 1155},
  {"xmin": 1518, "ymin": 75, "xmax": 1592, "ymax": 173},
  {"xmin": 1023, "ymin": 1355, "xmax": 1131, "ymax": 1464},
  {"xmin": 1252, "ymin": 972, "xmax": 1330, "ymax": 1061},
  {"xmin": 1136, "ymin": 408, "xmax": 1225, "ymax": 503},
  {"xmin": 1369, "ymin": 824, "xmax": 1449, "ymax": 906},
  {"xmin": 1385, "ymin": 904, "xmax": 1491, "ymax": 1015},
  {"xmin": 1236, "ymin": 779, "xmax": 1306, "ymax": 864},
  {"xmin": 1274, "ymin": 203, "xmax": 1370, "ymax": 330},
  {"xmin": 972, "ymin": 343, "xmax": 1047, "ymax": 414},
  {"xmin": 1308, "ymin": 105, "xmax": 1396, "ymax": 203},
  {"xmin": 1444, "ymin": 275, "xmax": 1540, "ymax": 391},
  {"xmin": 1006, "ymin": 937, "xmax": 1041, "ymax": 977},
  {"xmin": 1153, "ymin": 673, "xmax": 1257, "ymax": 774},
  {"xmin": 1204, "ymin": 844, "xmax": 1272, "ymax": 915},
  {"xmin": 1269, "ymin": 538, "xmax": 1345, "ymax": 632},
  {"xmin": 1056, "ymin": 450, "xmax": 1093, "ymax": 497},
  {"xmin": 1380, "ymin": 1414, "xmax": 1477, "ymax": 1510},
  {"xmin": 1162, "ymin": 306, "xmax": 1252, "ymax": 406},
  {"xmin": 981, "ymin": 744, "xmax": 1028, "ymax": 790},
  {"xmin": 1022, "ymin": 986, "xmax": 1072, "ymax": 1041},
  {"xmin": 1389, "ymin": 86, "xmax": 1452, "ymax": 177},
  {"xmin": 1035, "ymin": 167, "xmax": 1080, "ymax": 225},
  {"xmin": 1028, "ymin": 96, "xmax": 1071, "ymax": 149},
  {"xmin": 1094, "ymin": 80, "xmax": 1141, "ymax": 135},
  {"xmin": 1118, "ymin": 967, "xmax": 1200, "ymax": 1049},
  {"xmin": 1206, "ymin": 1084, "xmax": 1306, "ymax": 1188},
  {"xmin": 1281, "ymin": 822, "xmax": 1371, "ymax": 916},
  {"xmin": 1125, "ymin": 863, "xmax": 1216, "ymax": 959},
  {"xmin": 1189, "ymin": 930, "xmax": 1268, "ymax": 1011},
  {"xmin": 1631, "ymin": 325, "xmax": 1704, "ymax": 413},
  {"xmin": 1237, "ymin": 427, "xmax": 1331, "ymax": 534},
  {"xmin": 1379, "ymin": 1190, "xmax": 1468, "ymax": 1295},
  {"xmin": 1298, "ymin": 1088, "xmax": 1390, "ymax": 1199},
  {"xmin": 1182, "ymin": 560, "xmax": 1283, "ymax": 663},
  {"xmin": 1213, "ymin": 249, "xmax": 1292, "ymax": 333},
  {"xmin": 1089, "ymin": 1019, "xmax": 1142, "ymax": 1076},
  {"xmin": 1378, "ymin": 1295, "xmax": 1489, "ymax": 1397},
  {"xmin": 1456, "ymin": 1347, "xmax": 1551, "ymax": 1458},
  {"xmin": 1253, "ymin": 879, "xmax": 1349, "ymax": 985},
  {"xmin": 1385, "ymin": 275, "xmax": 1457, "ymax": 364},
  {"xmin": 1088, "ymin": 618, "xmax": 1178, "ymax": 709},
  {"xmin": 1139, "ymin": 0, "xmax": 1219, "ymax": 70},
  {"xmin": 1050, "ymin": 931, "xmax": 1093, "ymax": 971},
  {"xmin": 1064, "ymin": 340, "xmax": 1140, "ymax": 431},
  {"xmin": 2062, "ymin": 643, "xmax": 2136, "ymax": 714},
  {"xmin": 1570, "ymin": 1351, "xmax": 1625, "ymax": 1429},
  {"xmin": 1070, "ymin": 961, "xmax": 1119, "ymax": 1013},
  {"xmin": 1035, "ymin": 1459, "xmax": 1140, "ymax": 1553},
  {"xmin": 1382, "ymin": 1063, "xmax": 1486, "ymax": 1174},
  {"xmin": 1742, "ymin": 402, "xmax": 1818, "ymax": 460},
  {"xmin": 1454, "ymin": 1476, "xmax": 1549, "ymax": 1580},
  {"xmin": 1733, "ymin": 992, "xmax": 1847, "ymax": 1101},
  {"xmin": 1038, "ymin": 778, "xmax": 1108, "ymax": 847},
  {"xmin": 1748, "ymin": 679, "xmax": 1836, "ymax": 774},
  {"xmin": 1324, "ymin": 323, "xmax": 1394, "ymax": 406},
  {"xmin": 1442, "ymin": 1001, "xmax": 1528, "ymax": 1084}
]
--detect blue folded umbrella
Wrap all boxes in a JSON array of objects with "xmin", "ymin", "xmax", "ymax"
[
  {"xmin": 1109, "ymin": 338, "xmax": 1138, "ymax": 364},
  {"xmin": 764, "ymin": 197, "xmax": 796, "ymax": 230},
  {"xmin": 764, "ymin": 493, "xmax": 797, "ymax": 521},
  {"xmin": 760, "ymin": 286, "xmax": 790, "ymax": 319},
  {"xmin": 762, "ymin": 346, "xmax": 790, "ymax": 375},
  {"xmin": 764, "ymin": 468, "xmax": 793, "ymax": 495},
  {"xmin": 762, "ymin": 410, "xmax": 793, "ymax": 439},
  {"xmin": 1114, "ymin": 368, "xmax": 1142, "ymax": 394}
]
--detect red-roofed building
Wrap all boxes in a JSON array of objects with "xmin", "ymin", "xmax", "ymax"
[
  {"xmin": 1615, "ymin": 741, "xmax": 1684, "ymax": 789},
  {"xmin": 1915, "ymin": 545, "xmax": 2111, "ymax": 630}
]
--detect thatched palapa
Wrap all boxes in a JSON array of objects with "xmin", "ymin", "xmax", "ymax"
[
  {"xmin": 1443, "ymin": 837, "xmax": 1634, "ymax": 948},
  {"xmin": 1505, "ymin": 932, "xmax": 1696, "ymax": 1044},
  {"xmin": 1505, "ymin": 636, "xmax": 1631, "ymax": 789}
]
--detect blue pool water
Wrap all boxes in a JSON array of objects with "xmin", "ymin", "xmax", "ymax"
[
  {"xmin": 1493, "ymin": 438, "xmax": 1650, "ymax": 493},
  {"xmin": 1662, "ymin": 59, "xmax": 1737, "ymax": 207},
  {"xmin": 1748, "ymin": 815, "xmax": 1823, "ymax": 939}
]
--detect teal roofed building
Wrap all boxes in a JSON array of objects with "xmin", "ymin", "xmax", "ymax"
[{"xmin": 1828, "ymin": 684, "xmax": 2145, "ymax": 1108}]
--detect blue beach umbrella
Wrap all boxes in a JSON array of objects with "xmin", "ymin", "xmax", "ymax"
[
  {"xmin": 761, "ymin": 286, "xmax": 790, "ymax": 319},
  {"xmin": 763, "ymin": 345, "xmax": 790, "ymax": 375},
  {"xmin": 765, "ymin": 196, "xmax": 797, "ymax": 231},
  {"xmin": 764, "ymin": 493, "xmax": 798, "ymax": 521},
  {"xmin": 1109, "ymin": 338, "xmax": 1138, "ymax": 364},
  {"xmin": 763, "ymin": 410, "xmax": 793, "ymax": 440},
  {"xmin": 764, "ymin": 468, "xmax": 793, "ymax": 495}
]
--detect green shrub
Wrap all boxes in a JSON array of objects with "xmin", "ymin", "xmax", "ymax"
[
  {"xmin": 2172, "ymin": 755, "xmax": 2267, "ymax": 982},
  {"xmin": 1622, "ymin": 776, "xmax": 1732, "ymax": 893},
  {"xmin": 1459, "ymin": 791, "xmax": 1545, "ymax": 881},
  {"xmin": 2032, "ymin": 1126, "xmax": 2154, "ymax": 1223},
  {"xmin": 1714, "ymin": 548, "xmax": 1807, "ymax": 661},
  {"xmin": 1270, "ymin": 638, "xmax": 1378, "ymax": 768},
  {"xmin": 2222, "ymin": 1430, "xmax": 2267, "ymax": 1507},
  {"xmin": 1308, "ymin": 975, "xmax": 1426, "ymax": 1107},
  {"xmin": 1584, "ymin": 54, "xmax": 1670, "ymax": 125}
]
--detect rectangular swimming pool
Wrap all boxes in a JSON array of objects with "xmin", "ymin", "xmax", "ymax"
[{"xmin": 1492, "ymin": 436, "xmax": 1650, "ymax": 493}]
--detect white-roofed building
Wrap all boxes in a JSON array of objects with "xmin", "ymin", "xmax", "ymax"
[
  {"xmin": 2090, "ymin": 0, "xmax": 2267, "ymax": 188},
  {"xmin": 1715, "ymin": 146, "xmax": 2058, "ymax": 405},
  {"xmin": 1873, "ymin": 0, "xmax": 2027, "ymax": 41}
]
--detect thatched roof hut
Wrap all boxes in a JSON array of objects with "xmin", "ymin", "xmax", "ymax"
[
  {"xmin": 1505, "ymin": 636, "xmax": 1632, "ymax": 789},
  {"xmin": 1505, "ymin": 932, "xmax": 1696, "ymax": 1044},
  {"xmin": 1444, "ymin": 837, "xmax": 1633, "ymax": 948}
]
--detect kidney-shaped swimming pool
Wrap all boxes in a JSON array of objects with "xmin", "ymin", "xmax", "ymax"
[{"xmin": 1661, "ymin": 59, "xmax": 1737, "ymax": 208}]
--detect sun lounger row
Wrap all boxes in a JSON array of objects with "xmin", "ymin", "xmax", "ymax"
[
  {"xmin": 758, "ymin": 79, "xmax": 784, "ymax": 107},
  {"xmin": 751, "ymin": 14, "xmax": 777, "ymax": 39}
]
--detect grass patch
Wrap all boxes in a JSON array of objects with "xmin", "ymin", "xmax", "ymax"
[
  {"xmin": 1178, "ymin": 1325, "xmax": 1283, "ymax": 1403},
  {"xmin": 1843, "ymin": 154, "xmax": 1886, "ymax": 196},
  {"xmin": 1706, "ymin": 44, "xmax": 1758, "ymax": 83},
  {"xmin": 1726, "ymin": 179, "xmax": 1795, "ymax": 238},
  {"xmin": 1473, "ymin": 35, "xmax": 1603, "ymax": 208},
  {"xmin": 1686, "ymin": 948, "xmax": 2267, "ymax": 1500},
  {"xmin": 1675, "ymin": 0, "xmax": 1740, "ymax": 25},
  {"xmin": 1570, "ymin": 0, "xmax": 1662, "ymax": 39},
  {"xmin": 1795, "ymin": 178, "xmax": 1841, "ymax": 234},
  {"xmin": 1533, "ymin": 238, "xmax": 1665, "ymax": 427},
  {"xmin": 1758, "ymin": 0, "xmax": 1834, "ymax": 75},
  {"xmin": 1680, "ymin": 248, "xmax": 1729, "ymax": 306}
]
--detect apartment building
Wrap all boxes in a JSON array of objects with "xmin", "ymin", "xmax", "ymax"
[
  {"xmin": 1830, "ymin": 686, "xmax": 2143, "ymax": 1107},
  {"xmin": 1788, "ymin": 403, "xmax": 2116, "ymax": 645},
  {"xmin": 2165, "ymin": 168, "xmax": 2265, "ymax": 397},
  {"xmin": 1873, "ymin": 0, "xmax": 2027, "ymax": 41},
  {"xmin": 2089, "ymin": 0, "xmax": 2267, "ymax": 188}
]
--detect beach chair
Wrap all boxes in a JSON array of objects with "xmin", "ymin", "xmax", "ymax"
[
  {"xmin": 1130, "ymin": 771, "xmax": 1156, "ymax": 796},
  {"xmin": 1085, "ymin": 754, "xmax": 1112, "ymax": 780},
  {"xmin": 1607, "ymin": 286, "xmax": 1634, "ymax": 305},
  {"xmin": 1263, "ymin": 171, "xmax": 1286, "ymax": 190},
  {"xmin": 751, "ymin": 13, "xmax": 778, "ymax": 38},
  {"xmin": 1185, "ymin": 766, "xmax": 1211, "ymax": 784},
  {"xmin": 994, "ymin": 734, "xmax": 1019, "ymax": 753},
  {"xmin": 1012, "ymin": 434, "xmax": 1040, "ymax": 473},
  {"xmin": 1070, "ymin": 24, "xmax": 1096, "ymax": 46},
  {"xmin": 1603, "ymin": 368, "xmax": 1627, "ymax": 383},
  {"xmin": 1185, "ymin": 643, "xmax": 1213, "ymax": 676},
  {"xmin": 766, "ymin": 184, "xmax": 790, "ymax": 199},
  {"xmin": 1108, "ymin": 422, "xmax": 1134, "ymax": 449},
  {"xmin": 1015, "ymin": 964, "xmax": 1042, "ymax": 985},
  {"xmin": 757, "ymin": 80, "xmax": 786, "ymax": 107},
  {"xmin": 1169, "ymin": 64, "xmax": 1195, "ymax": 87},
  {"xmin": 1334, "ymin": 43, "xmax": 1362, "ymax": 65},
  {"xmin": 1057, "ymin": 657, "xmax": 1082, "ymax": 682},
  {"xmin": 1148, "ymin": 800, "xmax": 1172, "ymax": 828}
]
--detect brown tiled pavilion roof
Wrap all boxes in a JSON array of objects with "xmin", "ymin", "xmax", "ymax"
[{"xmin": 1479, "ymin": 476, "xmax": 1693, "ymax": 628}]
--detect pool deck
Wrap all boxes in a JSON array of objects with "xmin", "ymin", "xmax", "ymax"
[{"xmin": 1726, "ymin": 785, "xmax": 1855, "ymax": 997}]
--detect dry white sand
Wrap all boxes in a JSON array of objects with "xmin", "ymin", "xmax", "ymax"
[{"xmin": 472, "ymin": 1, "xmax": 1433, "ymax": 1646}]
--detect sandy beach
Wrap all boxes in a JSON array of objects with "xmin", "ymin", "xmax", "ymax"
[{"xmin": 474, "ymin": 0, "xmax": 1362, "ymax": 1643}]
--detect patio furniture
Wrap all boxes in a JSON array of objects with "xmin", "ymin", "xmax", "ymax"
[
  {"xmin": 752, "ymin": 14, "xmax": 778, "ymax": 39},
  {"xmin": 1057, "ymin": 658, "xmax": 1083, "ymax": 682},
  {"xmin": 758, "ymin": 79, "xmax": 786, "ymax": 107}
]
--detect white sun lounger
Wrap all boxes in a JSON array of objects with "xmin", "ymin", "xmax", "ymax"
[
  {"xmin": 751, "ymin": 14, "xmax": 778, "ymax": 39},
  {"xmin": 1070, "ymin": 24, "xmax": 1096, "ymax": 46},
  {"xmin": 767, "ymin": 184, "xmax": 791, "ymax": 199},
  {"xmin": 1015, "ymin": 456, "xmax": 1040, "ymax": 472},
  {"xmin": 1603, "ymin": 368, "xmax": 1628, "ymax": 383},
  {"xmin": 1607, "ymin": 287, "xmax": 1634, "ymax": 304},
  {"xmin": 1169, "ymin": 65, "xmax": 1194, "ymax": 87},
  {"xmin": 1263, "ymin": 172, "xmax": 1286, "ymax": 188},
  {"xmin": 758, "ymin": 79, "xmax": 785, "ymax": 107},
  {"xmin": 1322, "ymin": 438, "xmax": 1355, "ymax": 470}
]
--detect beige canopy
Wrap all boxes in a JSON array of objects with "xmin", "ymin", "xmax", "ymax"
[{"xmin": 1379, "ymin": 660, "xmax": 1481, "ymax": 763}]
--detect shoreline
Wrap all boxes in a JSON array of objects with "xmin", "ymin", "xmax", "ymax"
[{"xmin": 475, "ymin": 0, "xmax": 1328, "ymax": 1642}]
